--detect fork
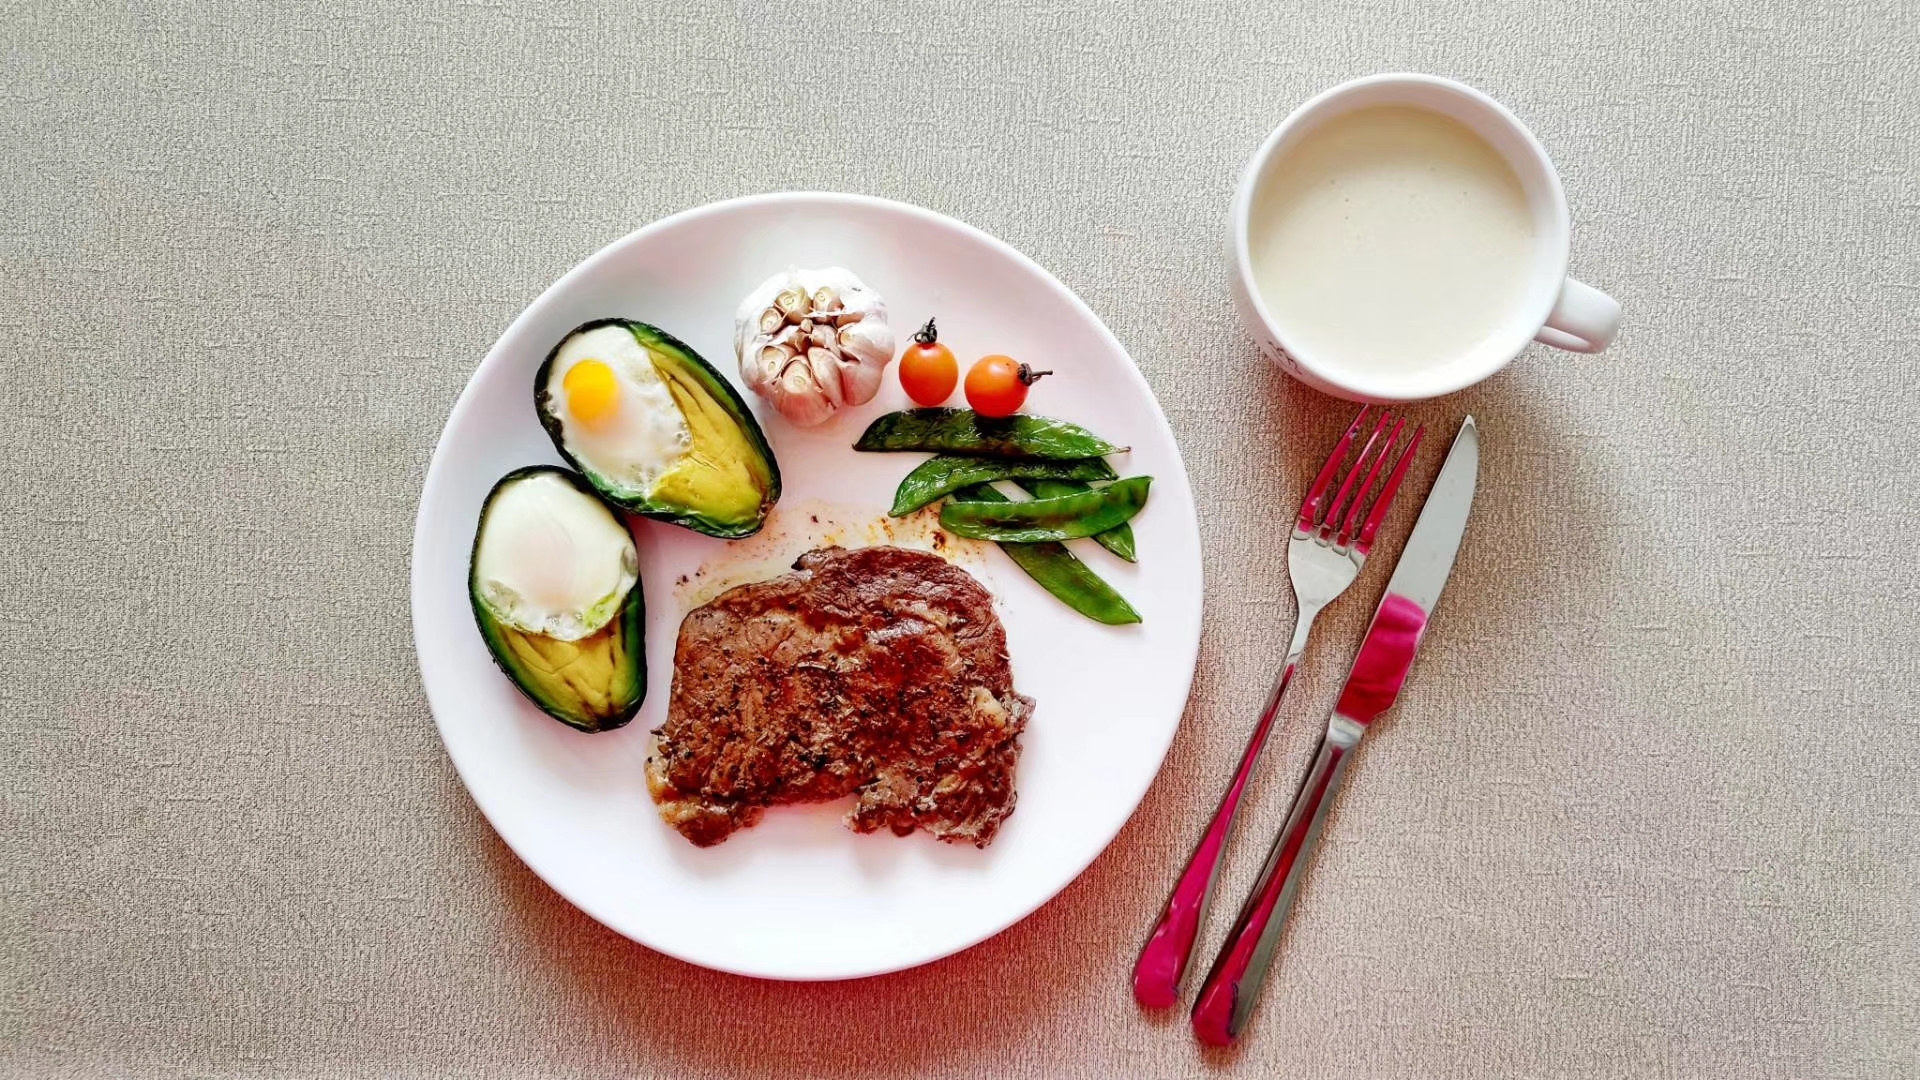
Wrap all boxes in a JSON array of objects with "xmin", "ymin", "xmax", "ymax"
[{"xmin": 1131, "ymin": 408, "xmax": 1422, "ymax": 1009}]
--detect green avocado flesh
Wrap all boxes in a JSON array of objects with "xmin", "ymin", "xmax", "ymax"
[
  {"xmin": 537, "ymin": 320, "xmax": 781, "ymax": 539},
  {"xmin": 470, "ymin": 468, "xmax": 646, "ymax": 733}
]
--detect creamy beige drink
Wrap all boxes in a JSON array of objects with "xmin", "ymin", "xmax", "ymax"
[{"xmin": 1248, "ymin": 106, "xmax": 1537, "ymax": 376}]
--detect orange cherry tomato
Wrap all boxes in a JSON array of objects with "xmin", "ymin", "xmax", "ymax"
[
  {"xmin": 898, "ymin": 318, "xmax": 958, "ymax": 406},
  {"xmin": 964, "ymin": 354, "xmax": 1051, "ymax": 417}
]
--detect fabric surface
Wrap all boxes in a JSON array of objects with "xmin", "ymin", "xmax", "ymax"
[{"xmin": 5, "ymin": 1, "xmax": 1918, "ymax": 1076}]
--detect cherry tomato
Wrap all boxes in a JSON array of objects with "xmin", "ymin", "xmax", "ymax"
[
  {"xmin": 964, "ymin": 354, "xmax": 1051, "ymax": 418},
  {"xmin": 898, "ymin": 318, "xmax": 958, "ymax": 406}
]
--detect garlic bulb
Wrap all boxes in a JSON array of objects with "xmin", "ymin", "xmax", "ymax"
[{"xmin": 735, "ymin": 267, "xmax": 895, "ymax": 427}]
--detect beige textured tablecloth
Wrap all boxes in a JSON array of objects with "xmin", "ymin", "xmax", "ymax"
[{"xmin": 7, "ymin": 1, "xmax": 1919, "ymax": 1076}]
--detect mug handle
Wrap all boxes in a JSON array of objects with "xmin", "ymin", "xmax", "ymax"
[{"xmin": 1534, "ymin": 277, "xmax": 1621, "ymax": 353}]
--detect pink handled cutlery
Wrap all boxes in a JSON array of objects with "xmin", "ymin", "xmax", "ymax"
[
  {"xmin": 1192, "ymin": 415, "xmax": 1480, "ymax": 1045},
  {"xmin": 1132, "ymin": 408, "xmax": 1422, "ymax": 1009}
]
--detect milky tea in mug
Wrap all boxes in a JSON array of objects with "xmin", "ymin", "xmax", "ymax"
[
  {"xmin": 1230, "ymin": 75, "xmax": 1621, "ymax": 402},
  {"xmin": 1249, "ymin": 106, "xmax": 1533, "ymax": 375}
]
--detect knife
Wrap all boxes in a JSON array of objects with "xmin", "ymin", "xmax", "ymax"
[{"xmin": 1190, "ymin": 415, "xmax": 1481, "ymax": 1047}]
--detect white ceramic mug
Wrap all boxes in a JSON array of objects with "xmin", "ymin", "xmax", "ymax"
[{"xmin": 1229, "ymin": 73, "xmax": 1621, "ymax": 402}]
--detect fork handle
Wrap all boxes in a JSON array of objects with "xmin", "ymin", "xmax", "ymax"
[
  {"xmin": 1190, "ymin": 715, "xmax": 1361, "ymax": 1046},
  {"xmin": 1132, "ymin": 611, "xmax": 1316, "ymax": 1009}
]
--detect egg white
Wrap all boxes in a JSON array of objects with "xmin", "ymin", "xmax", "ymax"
[
  {"xmin": 473, "ymin": 471, "xmax": 638, "ymax": 641},
  {"xmin": 544, "ymin": 324, "xmax": 692, "ymax": 497}
]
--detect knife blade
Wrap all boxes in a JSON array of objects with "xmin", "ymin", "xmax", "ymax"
[
  {"xmin": 1331, "ymin": 413, "xmax": 1479, "ymax": 726},
  {"xmin": 1191, "ymin": 415, "xmax": 1481, "ymax": 1047}
]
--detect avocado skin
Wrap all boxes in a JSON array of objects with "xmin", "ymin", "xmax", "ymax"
[
  {"xmin": 534, "ymin": 318, "xmax": 783, "ymax": 539},
  {"xmin": 468, "ymin": 466, "xmax": 646, "ymax": 733}
]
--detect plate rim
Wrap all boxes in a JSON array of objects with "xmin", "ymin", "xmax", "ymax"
[{"xmin": 410, "ymin": 191, "xmax": 1204, "ymax": 979}]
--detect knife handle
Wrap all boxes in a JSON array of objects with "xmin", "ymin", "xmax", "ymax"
[
  {"xmin": 1131, "ymin": 659, "xmax": 1299, "ymax": 1009},
  {"xmin": 1190, "ymin": 715, "xmax": 1361, "ymax": 1046}
]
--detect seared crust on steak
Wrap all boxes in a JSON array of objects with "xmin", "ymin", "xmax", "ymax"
[{"xmin": 647, "ymin": 546, "xmax": 1032, "ymax": 847}]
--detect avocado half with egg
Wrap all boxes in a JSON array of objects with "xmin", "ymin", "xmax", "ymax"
[
  {"xmin": 536, "ymin": 319, "xmax": 781, "ymax": 539},
  {"xmin": 470, "ymin": 467, "xmax": 646, "ymax": 732}
]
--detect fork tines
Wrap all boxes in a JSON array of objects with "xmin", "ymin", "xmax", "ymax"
[{"xmin": 1295, "ymin": 407, "xmax": 1424, "ymax": 554}]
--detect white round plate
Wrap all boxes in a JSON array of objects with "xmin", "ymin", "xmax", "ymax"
[{"xmin": 412, "ymin": 193, "xmax": 1202, "ymax": 980}]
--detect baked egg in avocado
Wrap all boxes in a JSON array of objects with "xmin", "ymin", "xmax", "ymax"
[
  {"xmin": 469, "ymin": 467, "xmax": 645, "ymax": 732},
  {"xmin": 536, "ymin": 319, "xmax": 780, "ymax": 539}
]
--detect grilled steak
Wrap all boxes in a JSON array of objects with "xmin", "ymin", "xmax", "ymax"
[{"xmin": 647, "ymin": 546, "xmax": 1033, "ymax": 847}]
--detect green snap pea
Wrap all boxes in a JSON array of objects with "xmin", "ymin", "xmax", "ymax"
[
  {"xmin": 952, "ymin": 485, "xmax": 1141, "ymax": 625},
  {"xmin": 1016, "ymin": 479, "xmax": 1137, "ymax": 562},
  {"xmin": 891, "ymin": 455, "xmax": 1116, "ymax": 516},
  {"xmin": 855, "ymin": 408, "xmax": 1127, "ymax": 460},
  {"xmin": 940, "ymin": 476, "xmax": 1152, "ymax": 543}
]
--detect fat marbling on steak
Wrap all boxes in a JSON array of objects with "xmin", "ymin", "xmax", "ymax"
[{"xmin": 647, "ymin": 545, "xmax": 1033, "ymax": 847}]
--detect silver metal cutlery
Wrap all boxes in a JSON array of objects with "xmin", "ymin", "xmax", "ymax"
[
  {"xmin": 1190, "ymin": 415, "xmax": 1480, "ymax": 1046},
  {"xmin": 1133, "ymin": 407, "xmax": 1424, "ymax": 1009}
]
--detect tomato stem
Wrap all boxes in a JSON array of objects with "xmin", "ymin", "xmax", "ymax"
[
  {"xmin": 1017, "ymin": 364, "xmax": 1052, "ymax": 386},
  {"xmin": 913, "ymin": 317, "xmax": 939, "ymax": 346}
]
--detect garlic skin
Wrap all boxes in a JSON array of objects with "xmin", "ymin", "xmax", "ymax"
[{"xmin": 735, "ymin": 267, "xmax": 895, "ymax": 427}]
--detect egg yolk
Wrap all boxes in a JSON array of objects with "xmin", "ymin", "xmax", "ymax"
[{"xmin": 564, "ymin": 359, "xmax": 619, "ymax": 426}]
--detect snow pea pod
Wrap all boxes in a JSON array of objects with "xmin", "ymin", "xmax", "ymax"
[
  {"xmin": 855, "ymin": 408, "xmax": 1126, "ymax": 460},
  {"xmin": 952, "ymin": 485, "xmax": 1141, "ymax": 625},
  {"xmin": 1016, "ymin": 478, "xmax": 1137, "ymax": 562},
  {"xmin": 891, "ymin": 455, "xmax": 1116, "ymax": 516},
  {"xmin": 941, "ymin": 476, "xmax": 1151, "ymax": 543}
]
